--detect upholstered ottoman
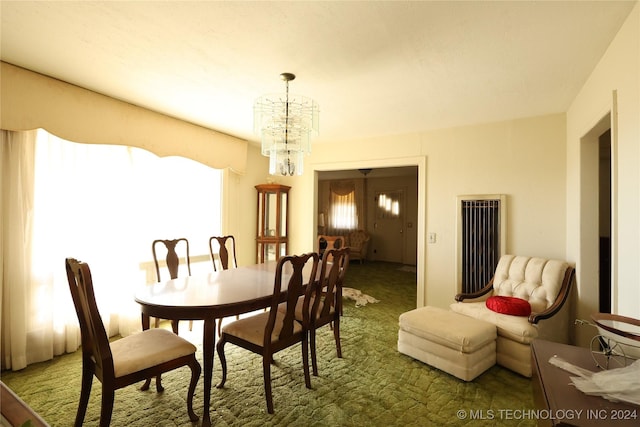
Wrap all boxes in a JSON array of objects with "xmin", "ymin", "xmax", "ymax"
[{"xmin": 398, "ymin": 306, "xmax": 497, "ymax": 381}]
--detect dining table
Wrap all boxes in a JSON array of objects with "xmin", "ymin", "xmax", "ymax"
[{"xmin": 134, "ymin": 260, "xmax": 318, "ymax": 427}]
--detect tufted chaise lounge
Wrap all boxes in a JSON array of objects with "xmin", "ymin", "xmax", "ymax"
[{"xmin": 450, "ymin": 255, "xmax": 574, "ymax": 377}]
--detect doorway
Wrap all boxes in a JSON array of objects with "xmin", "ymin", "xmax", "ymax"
[
  {"xmin": 314, "ymin": 158, "xmax": 425, "ymax": 308},
  {"xmin": 598, "ymin": 129, "xmax": 612, "ymax": 314},
  {"xmin": 577, "ymin": 111, "xmax": 614, "ymax": 347},
  {"xmin": 317, "ymin": 167, "xmax": 418, "ymax": 265}
]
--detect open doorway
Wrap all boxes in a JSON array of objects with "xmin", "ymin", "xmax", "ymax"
[
  {"xmin": 313, "ymin": 156, "xmax": 426, "ymax": 308},
  {"xmin": 577, "ymin": 111, "xmax": 614, "ymax": 347},
  {"xmin": 599, "ymin": 129, "xmax": 612, "ymax": 314},
  {"xmin": 317, "ymin": 167, "xmax": 418, "ymax": 265}
]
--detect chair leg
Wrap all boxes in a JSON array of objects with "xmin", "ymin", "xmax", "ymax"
[
  {"xmin": 99, "ymin": 386, "xmax": 115, "ymax": 427},
  {"xmin": 74, "ymin": 361, "xmax": 94, "ymax": 427},
  {"xmin": 140, "ymin": 374, "xmax": 163, "ymax": 392},
  {"xmin": 155, "ymin": 374, "xmax": 164, "ymax": 392},
  {"xmin": 217, "ymin": 318, "xmax": 222, "ymax": 337},
  {"xmin": 189, "ymin": 320, "xmax": 194, "ymax": 331},
  {"xmin": 310, "ymin": 328, "xmax": 319, "ymax": 376},
  {"xmin": 215, "ymin": 335, "xmax": 228, "ymax": 388},
  {"xmin": 302, "ymin": 333, "xmax": 312, "ymax": 388},
  {"xmin": 186, "ymin": 357, "xmax": 201, "ymax": 422},
  {"xmin": 263, "ymin": 355, "xmax": 274, "ymax": 414},
  {"xmin": 333, "ymin": 315, "xmax": 342, "ymax": 358}
]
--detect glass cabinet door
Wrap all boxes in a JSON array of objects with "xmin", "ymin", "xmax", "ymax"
[{"xmin": 255, "ymin": 184, "xmax": 290, "ymax": 263}]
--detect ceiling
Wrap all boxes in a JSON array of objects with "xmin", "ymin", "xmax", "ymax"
[{"xmin": 1, "ymin": 1, "xmax": 636, "ymax": 147}]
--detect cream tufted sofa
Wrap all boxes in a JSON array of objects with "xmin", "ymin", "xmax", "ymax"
[{"xmin": 450, "ymin": 255, "xmax": 575, "ymax": 377}]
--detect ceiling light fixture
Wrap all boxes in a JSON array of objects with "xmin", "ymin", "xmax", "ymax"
[{"xmin": 254, "ymin": 73, "xmax": 319, "ymax": 176}]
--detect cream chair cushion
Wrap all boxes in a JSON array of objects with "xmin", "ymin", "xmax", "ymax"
[{"xmin": 110, "ymin": 328, "xmax": 197, "ymax": 377}]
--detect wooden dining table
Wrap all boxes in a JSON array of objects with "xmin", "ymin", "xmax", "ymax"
[{"xmin": 134, "ymin": 260, "xmax": 317, "ymax": 427}]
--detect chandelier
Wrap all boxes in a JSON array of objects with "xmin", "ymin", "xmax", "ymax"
[{"xmin": 254, "ymin": 73, "xmax": 319, "ymax": 176}]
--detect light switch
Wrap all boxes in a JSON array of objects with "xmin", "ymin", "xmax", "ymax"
[{"xmin": 428, "ymin": 232, "xmax": 437, "ymax": 244}]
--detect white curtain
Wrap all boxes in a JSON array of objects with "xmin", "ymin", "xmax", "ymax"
[
  {"xmin": 327, "ymin": 180, "xmax": 365, "ymax": 234},
  {"xmin": 1, "ymin": 130, "xmax": 38, "ymax": 371},
  {"xmin": 1, "ymin": 129, "xmax": 222, "ymax": 370}
]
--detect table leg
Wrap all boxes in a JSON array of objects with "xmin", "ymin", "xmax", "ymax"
[
  {"xmin": 141, "ymin": 313, "xmax": 150, "ymax": 330},
  {"xmin": 201, "ymin": 318, "xmax": 215, "ymax": 427}
]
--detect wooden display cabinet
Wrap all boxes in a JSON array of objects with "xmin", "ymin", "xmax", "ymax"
[{"xmin": 255, "ymin": 184, "xmax": 290, "ymax": 263}]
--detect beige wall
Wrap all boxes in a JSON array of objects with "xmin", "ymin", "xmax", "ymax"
[
  {"xmin": 225, "ymin": 144, "xmax": 269, "ymax": 267},
  {"xmin": 566, "ymin": 3, "xmax": 640, "ymax": 347},
  {"xmin": 277, "ymin": 113, "xmax": 567, "ymax": 310}
]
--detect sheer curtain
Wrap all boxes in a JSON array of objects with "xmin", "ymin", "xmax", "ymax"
[
  {"xmin": 1, "ymin": 130, "xmax": 38, "ymax": 371},
  {"xmin": 327, "ymin": 180, "xmax": 365, "ymax": 234},
  {"xmin": 1, "ymin": 129, "xmax": 222, "ymax": 370}
]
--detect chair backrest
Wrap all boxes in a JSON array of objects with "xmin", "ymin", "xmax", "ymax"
[
  {"xmin": 266, "ymin": 252, "xmax": 319, "ymax": 344},
  {"xmin": 209, "ymin": 235, "xmax": 238, "ymax": 272},
  {"xmin": 317, "ymin": 235, "xmax": 345, "ymax": 252},
  {"xmin": 347, "ymin": 230, "xmax": 370, "ymax": 249},
  {"xmin": 313, "ymin": 247, "xmax": 350, "ymax": 320},
  {"xmin": 65, "ymin": 258, "xmax": 114, "ymax": 378},
  {"xmin": 491, "ymin": 255, "xmax": 571, "ymax": 313},
  {"xmin": 152, "ymin": 238, "xmax": 191, "ymax": 281}
]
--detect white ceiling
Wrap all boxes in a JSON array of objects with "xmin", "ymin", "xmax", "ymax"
[{"xmin": 1, "ymin": 1, "xmax": 636, "ymax": 146}]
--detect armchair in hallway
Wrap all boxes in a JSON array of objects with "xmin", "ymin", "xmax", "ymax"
[{"xmin": 346, "ymin": 230, "xmax": 370, "ymax": 264}]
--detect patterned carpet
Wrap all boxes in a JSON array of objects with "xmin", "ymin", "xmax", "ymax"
[{"xmin": 1, "ymin": 262, "xmax": 536, "ymax": 426}]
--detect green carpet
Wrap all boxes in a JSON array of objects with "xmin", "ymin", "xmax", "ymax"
[{"xmin": 1, "ymin": 262, "xmax": 535, "ymax": 426}]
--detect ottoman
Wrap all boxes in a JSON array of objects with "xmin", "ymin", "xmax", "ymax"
[{"xmin": 398, "ymin": 306, "xmax": 497, "ymax": 381}]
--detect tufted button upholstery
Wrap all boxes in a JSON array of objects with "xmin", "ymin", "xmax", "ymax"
[
  {"xmin": 492, "ymin": 255, "xmax": 569, "ymax": 314},
  {"xmin": 346, "ymin": 230, "xmax": 370, "ymax": 264},
  {"xmin": 450, "ymin": 254, "xmax": 574, "ymax": 377}
]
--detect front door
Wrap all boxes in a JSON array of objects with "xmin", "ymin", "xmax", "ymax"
[{"xmin": 373, "ymin": 189, "xmax": 405, "ymax": 263}]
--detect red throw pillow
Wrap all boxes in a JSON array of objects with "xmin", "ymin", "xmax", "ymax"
[{"xmin": 486, "ymin": 296, "xmax": 531, "ymax": 316}]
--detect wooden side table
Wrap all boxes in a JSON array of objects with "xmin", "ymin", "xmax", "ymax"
[
  {"xmin": 1, "ymin": 381, "xmax": 49, "ymax": 427},
  {"xmin": 531, "ymin": 339, "xmax": 638, "ymax": 427}
]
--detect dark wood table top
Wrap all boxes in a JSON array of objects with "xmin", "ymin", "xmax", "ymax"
[
  {"xmin": 531, "ymin": 339, "xmax": 638, "ymax": 427},
  {"xmin": 135, "ymin": 261, "xmax": 284, "ymax": 319}
]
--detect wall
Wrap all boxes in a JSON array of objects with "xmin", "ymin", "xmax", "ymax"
[
  {"xmin": 225, "ymin": 144, "xmax": 270, "ymax": 267},
  {"xmin": 283, "ymin": 113, "xmax": 567, "ymax": 310},
  {"xmin": 566, "ymin": 3, "xmax": 640, "ymax": 347}
]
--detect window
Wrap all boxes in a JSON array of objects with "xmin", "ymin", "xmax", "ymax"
[
  {"xmin": 329, "ymin": 190, "xmax": 358, "ymax": 231},
  {"xmin": 376, "ymin": 192, "xmax": 401, "ymax": 218},
  {"xmin": 31, "ymin": 130, "xmax": 222, "ymax": 337}
]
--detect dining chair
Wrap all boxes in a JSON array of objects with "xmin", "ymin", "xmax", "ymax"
[
  {"xmin": 279, "ymin": 247, "xmax": 350, "ymax": 376},
  {"xmin": 209, "ymin": 235, "xmax": 240, "ymax": 336},
  {"xmin": 309, "ymin": 246, "xmax": 350, "ymax": 375},
  {"xmin": 209, "ymin": 235, "xmax": 238, "ymax": 271},
  {"xmin": 215, "ymin": 252, "xmax": 320, "ymax": 414},
  {"xmin": 317, "ymin": 235, "xmax": 345, "ymax": 261},
  {"xmin": 152, "ymin": 238, "xmax": 191, "ymax": 333},
  {"xmin": 65, "ymin": 258, "xmax": 200, "ymax": 427}
]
